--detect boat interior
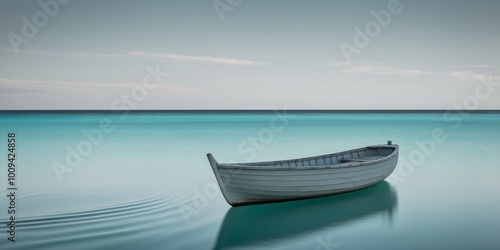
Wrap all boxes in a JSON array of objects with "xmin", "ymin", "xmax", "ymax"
[{"xmin": 242, "ymin": 146, "xmax": 396, "ymax": 167}]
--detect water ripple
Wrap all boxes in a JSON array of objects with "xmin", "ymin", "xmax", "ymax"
[{"xmin": 0, "ymin": 193, "xmax": 192, "ymax": 250}]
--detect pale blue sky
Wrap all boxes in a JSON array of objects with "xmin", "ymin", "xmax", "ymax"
[{"xmin": 1, "ymin": 0, "xmax": 499, "ymax": 109}]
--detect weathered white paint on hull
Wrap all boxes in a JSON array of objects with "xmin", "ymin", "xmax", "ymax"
[{"xmin": 208, "ymin": 143, "xmax": 399, "ymax": 206}]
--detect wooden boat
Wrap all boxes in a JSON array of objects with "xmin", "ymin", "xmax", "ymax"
[{"xmin": 207, "ymin": 141, "xmax": 399, "ymax": 206}]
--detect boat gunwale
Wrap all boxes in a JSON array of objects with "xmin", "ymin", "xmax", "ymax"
[{"xmin": 216, "ymin": 144, "xmax": 399, "ymax": 170}]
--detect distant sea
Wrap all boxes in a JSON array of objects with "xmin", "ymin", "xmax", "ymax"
[{"xmin": 0, "ymin": 111, "xmax": 499, "ymax": 250}]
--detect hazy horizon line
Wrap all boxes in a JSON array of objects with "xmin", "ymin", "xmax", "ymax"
[{"xmin": 1, "ymin": 109, "xmax": 500, "ymax": 114}]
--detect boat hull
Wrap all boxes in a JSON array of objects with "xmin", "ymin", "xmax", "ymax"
[{"xmin": 208, "ymin": 144, "xmax": 399, "ymax": 206}]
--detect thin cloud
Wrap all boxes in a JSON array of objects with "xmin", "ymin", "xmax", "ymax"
[
  {"xmin": 327, "ymin": 61, "xmax": 499, "ymax": 79},
  {"xmin": 447, "ymin": 71, "xmax": 486, "ymax": 81},
  {"xmin": 0, "ymin": 48, "xmax": 119, "ymax": 59},
  {"xmin": 342, "ymin": 66, "xmax": 435, "ymax": 76},
  {"xmin": 0, "ymin": 48, "xmax": 263, "ymax": 65},
  {"xmin": 447, "ymin": 71, "xmax": 500, "ymax": 81},
  {"xmin": 0, "ymin": 78, "xmax": 205, "ymax": 93},
  {"xmin": 0, "ymin": 78, "xmax": 112, "ymax": 92},
  {"xmin": 325, "ymin": 60, "xmax": 496, "ymax": 68},
  {"xmin": 465, "ymin": 64, "xmax": 495, "ymax": 68},
  {"xmin": 127, "ymin": 51, "xmax": 263, "ymax": 65}
]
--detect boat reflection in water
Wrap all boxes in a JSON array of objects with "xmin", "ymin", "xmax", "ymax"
[{"xmin": 213, "ymin": 181, "xmax": 397, "ymax": 249}]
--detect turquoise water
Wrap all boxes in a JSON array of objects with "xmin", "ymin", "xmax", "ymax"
[{"xmin": 0, "ymin": 112, "xmax": 499, "ymax": 249}]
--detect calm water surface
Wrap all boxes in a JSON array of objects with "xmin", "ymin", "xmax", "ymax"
[{"xmin": 0, "ymin": 112, "xmax": 499, "ymax": 249}]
